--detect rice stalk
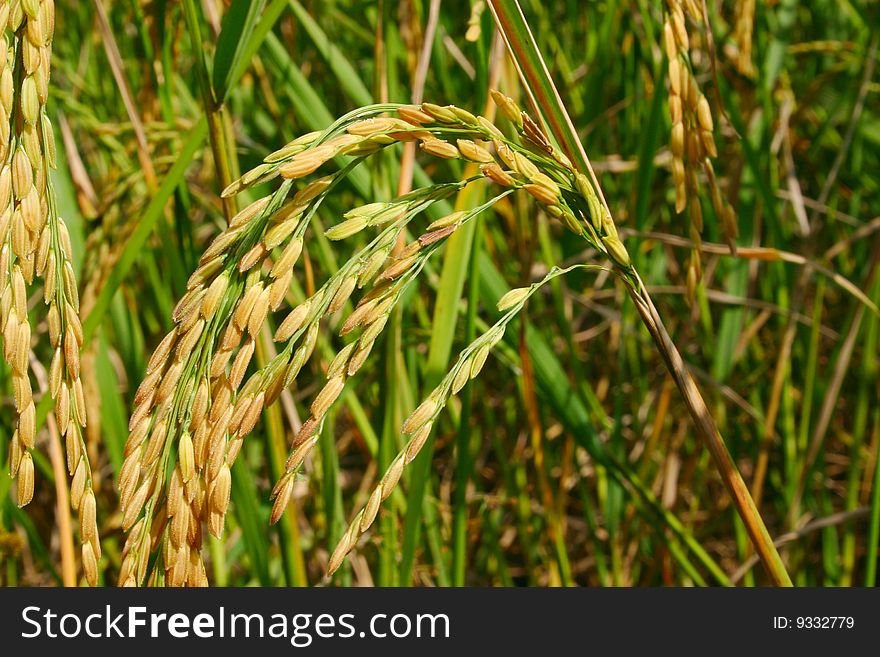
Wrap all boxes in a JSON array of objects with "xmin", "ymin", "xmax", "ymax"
[
  {"xmin": 663, "ymin": 0, "xmax": 738, "ymax": 304},
  {"xmin": 121, "ymin": 90, "xmax": 635, "ymax": 585},
  {"xmin": 0, "ymin": 0, "xmax": 97, "ymax": 585},
  {"xmin": 729, "ymin": 0, "xmax": 757, "ymax": 78},
  {"xmin": 487, "ymin": 0, "xmax": 791, "ymax": 586},
  {"xmin": 327, "ymin": 264, "xmax": 609, "ymax": 575},
  {"xmin": 251, "ymin": 97, "xmax": 632, "ymax": 528}
]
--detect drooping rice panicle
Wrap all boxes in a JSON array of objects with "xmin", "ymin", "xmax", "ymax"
[
  {"xmin": 663, "ymin": 0, "xmax": 738, "ymax": 304},
  {"xmin": 122, "ymin": 92, "xmax": 636, "ymax": 585},
  {"xmin": 0, "ymin": 0, "xmax": 98, "ymax": 584},
  {"xmin": 325, "ymin": 264, "xmax": 610, "ymax": 575},
  {"xmin": 260, "ymin": 98, "xmax": 635, "ymax": 530},
  {"xmin": 729, "ymin": 0, "xmax": 757, "ymax": 78}
]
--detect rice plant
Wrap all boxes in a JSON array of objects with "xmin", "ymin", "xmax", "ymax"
[{"xmin": 1, "ymin": 0, "xmax": 878, "ymax": 588}]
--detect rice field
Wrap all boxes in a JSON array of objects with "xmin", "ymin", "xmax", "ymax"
[{"xmin": 0, "ymin": 0, "xmax": 878, "ymax": 587}]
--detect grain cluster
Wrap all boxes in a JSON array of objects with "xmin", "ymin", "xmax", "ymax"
[
  {"xmin": 0, "ymin": 0, "xmax": 97, "ymax": 584},
  {"xmin": 182, "ymin": 93, "xmax": 631, "ymax": 581},
  {"xmin": 664, "ymin": 0, "xmax": 738, "ymax": 304},
  {"xmin": 730, "ymin": 0, "xmax": 757, "ymax": 78},
  {"xmin": 121, "ymin": 80, "xmax": 640, "ymax": 583}
]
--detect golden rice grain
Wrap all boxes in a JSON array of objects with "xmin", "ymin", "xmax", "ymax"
[
  {"xmin": 346, "ymin": 340, "xmax": 374, "ymax": 376},
  {"xmin": 278, "ymin": 143, "xmax": 334, "ymax": 179},
  {"xmin": 420, "ymin": 137, "xmax": 459, "ymax": 159},
  {"xmin": 311, "ymin": 375, "xmax": 345, "ymax": 418},
  {"xmin": 380, "ymin": 254, "xmax": 417, "ymax": 280},
  {"xmin": 496, "ymin": 286, "xmax": 530, "ymax": 312},
  {"xmin": 238, "ymin": 242, "xmax": 267, "ymax": 272},
  {"xmin": 263, "ymin": 216, "xmax": 302, "ymax": 250},
  {"xmin": 179, "ymin": 431, "xmax": 195, "ymax": 483},
  {"xmin": 359, "ymin": 486, "xmax": 383, "ymax": 532},
  {"xmin": 405, "ymin": 422, "xmax": 432, "ymax": 464},
  {"xmin": 70, "ymin": 458, "xmax": 86, "ymax": 510},
  {"xmin": 325, "ymin": 216, "xmax": 367, "ymax": 241},
  {"xmin": 275, "ymin": 300, "xmax": 311, "ymax": 342},
  {"xmin": 247, "ymin": 287, "xmax": 272, "ymax": 338},
  {"xmin": 80, "ymin": 489, "xmax": 97, "ymax": 545},
  {"xmin": 420, "ymin": 102, "xmax": 457, "ymax": 123},
  {"xmin": 82, "ymin": 542, "xmax": 97, "ymax": 587},
  {"xmin": 17, "ymin": 452, "xmax": 34, "ymax": 507},
  {"xmin": 270, "ymin": 236, "xmax": 303, "ymax": 278},
  {"xmin": 402, "ymin": 398, "xmax": 437, "ymax": 434},
  {"xmin": 270, "ymin": 475, "xmax": 294, "ymax": 525},
  {"xmin": 456, "ymin": 138, "xmax": 493, "ymax": 163},
  {"xmin": 234, "ymin": 283, "xmax": 262, "ymax": 330},
  {"xmin": 237, "ymin": 392, "xmax": 265, "ymax": 438},
  {"xmin": 268, "ymin": 268, "xmax": 291, "ymax": 310},
  {"xmin": 229, "ymin": 338, "xmax": 255, "ymax": 389},
  {"xmin": 328, "ymin": 273, "xmax": 357, "ymax": 314}
]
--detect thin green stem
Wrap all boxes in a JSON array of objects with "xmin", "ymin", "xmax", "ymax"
[{"xmin": 181, "ymin": 0, "xmax": 238, "ymax": 220}]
